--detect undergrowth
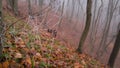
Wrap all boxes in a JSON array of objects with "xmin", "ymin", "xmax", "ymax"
[{"xmin": 0, "ymin": 12, "xmax": 105, "ymax": 68}]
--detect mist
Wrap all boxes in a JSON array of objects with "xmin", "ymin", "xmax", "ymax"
[{"xmin": 1, "ymin": 0, "xmax": 120, "ymax": 68}]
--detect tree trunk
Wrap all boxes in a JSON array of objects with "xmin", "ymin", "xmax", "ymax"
[
  {"xmin": 39, "ymin": 0, "xmax": 43, "ymax": 22},
  {"xmin": 108, "ymin": 27, "xmax": 120, "ymax": 68},
  {"xmin": 77, "ymin": 0, "xmax": 92, "ymax": 53},
  {"xmin": 13, "ymin": 0, "xmax": 18, "ymax": 16},
  {"xmin": 58, "ymin": 1, "xmax": 64, "ymax": 27},
  {"xmin": 28, "ymin": 0, "xmax": 32, "ymax": 16},
  {"xmin": 0, "ymin": 0, "xmax": 3, "ymax": 57},
  {"xmin": 7, "ymin": 0, "xmax": 18, "ymax": 16}
]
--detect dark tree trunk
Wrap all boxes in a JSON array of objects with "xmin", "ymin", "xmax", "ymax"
[
  {"xmin": 77, "ymin": 0, "xmax": 92, "ymax": 53},
  {"xmin": 108, "ymin": 28, "xmax": 120, "ymax": 68},
  {"xmin": 28, "ymin": 0, "xmax": 32, "ymax": 16},
  {"xmin": 13, "ymin": 0, "xmax": 18, "ymax": 16},
  {"xmin": 0, "ymin": 0, "xmax": 4, "ymax": 59}
]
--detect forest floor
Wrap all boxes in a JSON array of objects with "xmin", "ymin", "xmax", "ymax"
[{"xmin": 0, "ymin": 11, "xmax": 107, "ymax": 68}]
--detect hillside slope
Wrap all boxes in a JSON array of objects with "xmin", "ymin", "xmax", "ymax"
[{"xmin": 0, "ymin": 12, "xmax": 105, "ymax": 68}]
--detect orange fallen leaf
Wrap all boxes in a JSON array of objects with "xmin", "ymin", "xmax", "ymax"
[
  {"xmin": 9, "ymin": 60, "xmax": 21, "ymax": 68},
  {"xmin": 26, "ymin": 55, "xmax": 32, "ymax": 65},
  {"xmin": 21, "ymin": 55, "xmax": 32, "ymax": 68},
  {"xmin": 2, "ymin": 61, "xmax": 9, "ymax": 68},
  {"xmin": 0, "ymin": 63, "xmax": 2, "ymax": 68}
]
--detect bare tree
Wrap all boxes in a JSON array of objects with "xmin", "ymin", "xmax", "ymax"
[
  {"xmin": 28, "ymin": 0, "xmax": 32, "ymax": 16},
  {"xmin": 96, "ymin": 0, "xmax": 120, "ymax": 57},
  {"xmin": 77, "ymin": 0, "xmax": 92, "ymax": 53},
  {"xmin": 58, "ymin": 1, "xmax": 64, "ymax": 27},
  {"xmin": 13, "ymin": 0, "xmax": 18, "ymax": 16},
  {"xmin": 7, "ymin": 0, "xmax": 18, "ymax": 16},
  {"xmin": 0, "ymin": 0, "xmax": 4, "ymax": 57},
  {"xmin": 108, "ymin": 23, "xmax": 120, "ymax": 68},
  {"xmin": 90, "ymin": 0, "xmax": 103, "ymax": 53},
  {"xmin": 39, "ymin": 0, "xmax": 43, "ymax": 22},
  {"xmin": 68, "ymin": 0, "xmax": 75, "ymax": 23}
]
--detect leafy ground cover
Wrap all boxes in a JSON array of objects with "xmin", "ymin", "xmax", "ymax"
[{"xmin": 0, "ymin": 12, "xmax": 105, "ymax": 68}]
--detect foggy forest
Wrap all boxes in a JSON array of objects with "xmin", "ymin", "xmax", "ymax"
[{"xmin": 0, "ymin": 0, "xmax": 120, "ymax": 68}]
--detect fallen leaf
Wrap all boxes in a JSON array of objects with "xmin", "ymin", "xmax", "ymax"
[
  {"xmin": 9, "ymin": 61, "xmax": 21, "ymax": 68},
  {"xmin": 26, "ymin": 55, "xmax": 32, "ymax": 65},
  {"xmin": 21, "ymin": 55, "xmax": 32, "ymax": 68},
  {"xmin": 41, "ymin": 58, "xmax": 47, "ymax": 63},
  {"xmin": 0, "ymin": 63, "xmax": 2, "ymax": 68},
  {"xmin": 74, "ymin": 62, "xmax": 82, "ymax": 68},
  {"xmin": 15, "ymin": 37, "xmax": 25, "ymax": 47},
  {"xmin": 81, "ymin": 60, "xmax": 86, "ymax": 65},
  {"xmin": 2, "ymin": 61, "xmax": 9, "ymax": 68},
  {"xmin": 15, "ymin": 53, "xmax": 22, "ymax": 58},
  {"xmin": 28, "ymin": 48, "xmax": 37, "ymax": 55},
  {"xmin": 34, "ymin": 53, "xmax": 42, "ymax": 61}
]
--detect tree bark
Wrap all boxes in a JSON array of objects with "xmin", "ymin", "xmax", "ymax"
[
  {"xmin": 108, "ymin": 27, "xmax": 120, "ymax": 68},
  {"xmin": 77, "ymin": 0, "xmax": 92, "ymax": 53},
  {"xmin": 0, "ymin": 0, "xmax": 3, "ymax": 57},
  {"xmin": 13, "ymin": 0, "xmax": 18, "ymax": 16},
  {"xmin": 28, "ymin": 0, "xmax": 32, "ymax": 16}
]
